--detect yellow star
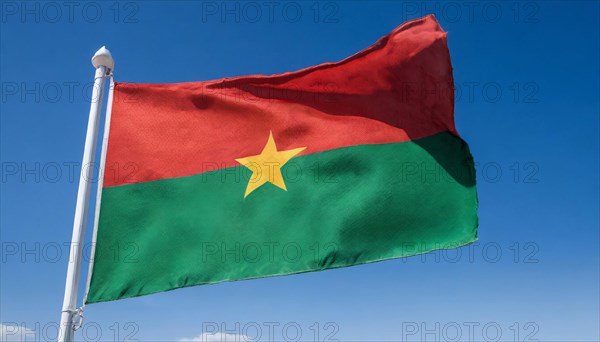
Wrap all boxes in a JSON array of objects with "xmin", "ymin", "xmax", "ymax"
[{"xmin": 235, "ymin": 131, "xmax": 306, "ymax": 198}]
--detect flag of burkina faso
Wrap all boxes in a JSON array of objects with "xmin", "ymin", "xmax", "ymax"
[{"xmin": 85, "ymin": 15, "xmax": 478, "ymax": 304}]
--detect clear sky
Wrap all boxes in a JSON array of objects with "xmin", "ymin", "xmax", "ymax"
[{"xmin": 1, "ymin": 1, "xmax": 599, "ymax": 341}]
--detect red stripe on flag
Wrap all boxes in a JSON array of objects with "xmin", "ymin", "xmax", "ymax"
[{"xmin": 104, "ymin": 15, "xmax": 455, "ymax": 187}]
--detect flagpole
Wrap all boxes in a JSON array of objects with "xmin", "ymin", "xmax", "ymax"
[{"xmin": 58, "ymin": 46, "xmax": 114, "ymax": 342}]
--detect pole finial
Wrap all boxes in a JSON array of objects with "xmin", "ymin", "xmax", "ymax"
[{"xmin": 91, "ymin": 46, "xmax": 114, "ymax": 73}]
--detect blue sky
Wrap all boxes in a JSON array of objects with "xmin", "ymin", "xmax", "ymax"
[{"xmin": 1, "ymin": 1, "xmax": 599, "ymax": 341}]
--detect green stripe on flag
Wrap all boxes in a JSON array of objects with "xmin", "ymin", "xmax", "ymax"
[{"xmin": 86, "ymin": 131, "xmax": 478, "ymax": 303}]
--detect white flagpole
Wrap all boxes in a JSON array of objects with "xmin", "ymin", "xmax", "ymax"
[
  {"xmin": 83, "ymin": 75, "xmax": 115, "ymax": 303},
  {"xmin": 58, "ymin": 46, "xmax": 114, "ymax": 342}
]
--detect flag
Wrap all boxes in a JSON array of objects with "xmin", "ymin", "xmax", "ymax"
[{"xmin": 85, "ymin": 15, "xmax": 478, "ymax": 304}]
